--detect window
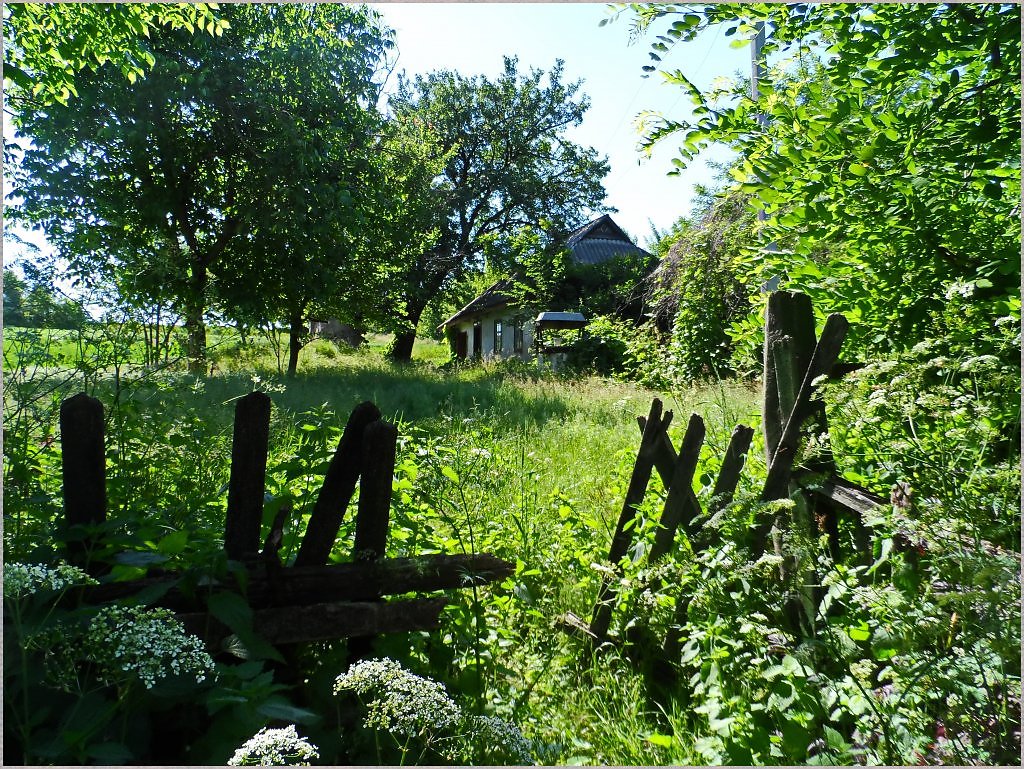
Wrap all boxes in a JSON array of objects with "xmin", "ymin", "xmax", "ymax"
[
  {"xmin": 513, "ymin": 321, "xmax": 524, "ymax": 353},
  {"xmin": 494, "ymin": 320, "xmax": 503, "ymax": 354}
]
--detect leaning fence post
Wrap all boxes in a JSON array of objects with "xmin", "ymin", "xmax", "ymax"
[
  {"xmin": 224, "ymin": 392, "xmax": 272, "ymax": 562},
  {"xmin": 60, "ymin": 392, "xmax": 106, "ymax": 571},
  {"xmin": 348, "ymin": 419, "xmax": 399, "ymax": 662},
  {"xmin": 294, "ymin": 401, "xmax": 382, "ymax": 567},
  {"xmin": 590, "ymin": 398, "xmax": 672, "ymax": 643}
]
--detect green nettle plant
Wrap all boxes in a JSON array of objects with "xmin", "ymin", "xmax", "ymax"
[
  {"xmin": 3, "ymin": 562, "xmax": 216, "ymax": 764},
  {"xmin": 334, "ymin": 657, "xmax": 535, "ymax": 765}
]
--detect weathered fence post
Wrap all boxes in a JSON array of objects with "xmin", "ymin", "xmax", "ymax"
[
  {"xmin": 224, "ymin": 392, "xmax": 272, "ymax": 561},
  {"xmin": 348, "ymin": 418, "xmax": 399, "ymax": 662},
  {"xmin": 590, "ymin": 398, "xmax": 672, "ymax": 643},
  {"xmin": 60, "ymin": 392, "xmax": 106, "ymax": 571},
  {"xmin": 649, "ymin": 413, "xmax": 705, "ymax": 562},
  {"xmin": 294, "ymin": 401, "xmax": 381, "ymax": 567},
  {"xmin": 352, "ymin": 420, "xmax": 399, "ymax": 560}
]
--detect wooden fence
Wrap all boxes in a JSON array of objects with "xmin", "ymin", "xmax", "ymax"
[
  {"xmin": 561, "ymin": 291, "xmax": 885, "ymax": 664},
  {"xmin": 58, "ymin": 392, "xmax": 513, "ymax": 650}
]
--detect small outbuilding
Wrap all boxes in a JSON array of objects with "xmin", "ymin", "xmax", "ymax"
[{"xmin": 438, "ymin": 214, "xmax": 650, "ymax": 364}]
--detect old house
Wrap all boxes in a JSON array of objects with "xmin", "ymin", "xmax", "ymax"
[{"xmin": 438, "ymin": 214, "xmax": 651, "ymax": 362}]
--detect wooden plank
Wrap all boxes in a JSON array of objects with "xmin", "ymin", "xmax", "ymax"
[
  {"xmin": 637, "ymin": 415, "xmax": 677, "ymax": 489},
  {"xmin": 294, "ymin": 401, "xmax": 381, "ymax": 567},
  {"xmin": 59, "ymin": 392, "xmax": 106, "ymax": 571},
  {"xmin": 352, "ymin": 420, "xmax": 398, "ymax": 561},
  {"xmin": 181, "ymin": 597, "xmax": 449, "ymax": 646},
  {"xmin": 224, "ymin": 392, "xmax": 272, "ymax": 561},
  {"xmin": 762, "ymin": 291, "xmax": 816, "ymax": 465},
  {"xmin": 75, "ymin": 553, "xmax": 515, "ymax": 610},
  {"xmin": 590, "ymin": 398, "xmax": 672, "ymax": 642},
  {"xmin": 349, "ymin": 419, "xmax": 399, "ymax": 660},
  {"xmin": 710, "ymin": 424, "xmax": 755, "ymax": 513},
  {"xmin": 650, "ymin": 413, "xmax": 705, "ymax": 562},
  {"xmin": 762, "ymin": 313, "xmax": 849, "ymax": 502}
]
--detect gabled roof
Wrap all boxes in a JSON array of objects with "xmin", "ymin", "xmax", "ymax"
[
  {"xmin": 438, "ymin": 276, "xmax": 517, "ymax": 330},
  {"xmin": 439, "ymin": 215, "xmax": 651, "ymax": 330},
  {"xmin": 565, "ymin": 214, "xmax": 651, "ymax": 266}
]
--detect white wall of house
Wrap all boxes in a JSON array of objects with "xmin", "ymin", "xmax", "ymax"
[{"xmin": 450, "ymin": 312, "xmax": 534, "ymax": 360}]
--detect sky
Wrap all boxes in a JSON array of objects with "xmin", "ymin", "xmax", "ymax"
[{"xmin": 370, "ymin": 2, "xmax": 753, "ymax": 245}]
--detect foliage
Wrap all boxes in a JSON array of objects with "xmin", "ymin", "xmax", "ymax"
[
  {"xmin": 385, "ymin": 56, "xmax": 610, "ymax": 359},
  {"xmin": 335, "ymin": 657, "xmax": 534, "ymax": 764},
  {"xmin": 2, "ymin": 268, "xmax": 89, "ymax": 330},
  {"xmin": 626, "ymin": 2, "xmax": 1021, "ymax": 363},
  {"xmin": 648, "ymin": 187, "xmax": 756, "ymax": 380},
  {"xmin": 8, "ymin": 3, "xmax": 394, "ymax": 373},
  {"xmin": 565, "ymin": 314, "xmax": 673, "ymax": 388},
  {"xmin": 3, "ymin": 322, "xmax": 1017, "ymax": 765},
  {"xmin": 3, "ymin": 562, "xmax": 217, "ymax": 764},
  {"xmin": 3, "ymin": 1, "xmax": 226, "ymax": 106}
]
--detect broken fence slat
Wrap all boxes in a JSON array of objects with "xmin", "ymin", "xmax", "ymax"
[
  {"xmin": 762, "ymin": 313, "xmax": 849, "ymax": 503},
  {"xmin": 181, "ymin": 597, "xmax": 449, "ymax": 647},
  {"xmin": 75, "ymin": 553, "xmax": 516, "ymax": 611},
  {"xmin": 224, "ymin": 392, "xmax": 272, "ymax": 561},
  {"xmin": 637, "ymin": 414, "xmax": 677, "ymax": 489},
  {"xmin": 60, "ymin": 392, "xmax": 107, "ymax": 570},
  {"xmin": 352, "ymin": 419, "xmax": 399, "ymax": 562},
  {"xmin": 650, "ymin": 413, "xmax": 706, "ymax": 563},
  {"xmin": 709, "ymin": 424, "xmax": 755, "ymax": 515},
  {"xmin": 294, "ymin": 401, "xmax": 381, "ymax": 568},
  {"xmin": 590, "ymin": 398, "xmax": 672, "ymax": 642}
]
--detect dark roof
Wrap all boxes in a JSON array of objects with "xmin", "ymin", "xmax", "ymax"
[
  {"xmin": 565, "ymin": 214, "xmax": 651, "ymax": 266},
  {"xmin": 438, "ymin": 276, "xmax": 516, "ymax": 329},
  {"xmin": 439, "ymin": 215, "xmax": 650, "ymax": 329}
]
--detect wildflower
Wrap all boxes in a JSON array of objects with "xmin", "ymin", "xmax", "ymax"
[
  {"xmin": 334, "ymin": 657, "xmax": 461, "ymax": 737},
  {"xmin": 228, "ymin": 725, "xmax": 320, "ymax": 766},
  {"xmin": 84, "ymin": 605, "xmax": 215, "ymax": 689},
  {"xmin": 464, "ymin": 715, "xmax": 535, "ymax": 764},
  {"xmin": 3, "ymin": 562, "xmax": 97, "ymax": 600}
]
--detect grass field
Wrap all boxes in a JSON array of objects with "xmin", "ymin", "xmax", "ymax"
[{"xmin": 4, "ymin": 326, "xmax": 1018, "ymax": 765}]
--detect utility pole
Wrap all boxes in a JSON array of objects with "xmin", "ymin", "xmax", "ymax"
[{"xmin": 750, "ymin": 19, "xmax": 780, "ymax": 273}]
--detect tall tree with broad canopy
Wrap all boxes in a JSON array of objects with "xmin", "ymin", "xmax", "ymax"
[
  {"xmin": 625, "ymin": 2, "xmax": 1020, "ymax": 360},
  {"xmin": 9, "ymin": 3, "xmax": 393, "ymax": 373},
  {"xmin": 384, "ymin": 56, "xmax": 610, "ymax": 361}
]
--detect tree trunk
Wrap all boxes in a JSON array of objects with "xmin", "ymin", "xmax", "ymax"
[
  {"xmin": 388, "ymin": 304, "xmax": 424, "ymax": 363},
  {"xmin": 287, "ymin": 309, "xmax": 305, "ymax": 376},
  {"xmin": 185, "ymin": 264, "xmax": 208, "ymax": 374}
]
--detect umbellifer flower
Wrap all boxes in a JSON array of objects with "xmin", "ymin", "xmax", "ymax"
[
  {"xmin": 84, "ymin": 605, "xmax": 215, "ymax": 689},
  {"xmin": 228, "ymin": 724, "xmax": 320, "ymax": 766},
  {"xmin": 3, "ymin": 561, "xmax": 97, "ymax": 599},
  {"xmin": 334, "ymin": 657, "xmax": 461, "ymax": 737}
]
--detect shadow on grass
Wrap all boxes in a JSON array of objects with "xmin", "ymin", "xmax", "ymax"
[{"xmin": 183, "ymin": 363, "xmax": 574, "ymax": 434}]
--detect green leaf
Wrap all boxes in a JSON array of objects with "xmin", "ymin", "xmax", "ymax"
[
  {"xmin": 207, "ymin": 590, "xmax": 253, "ymax": 634},
  {"xmin": 441, "ymin": 466, "xmax": 460, "ymax": 484},
  {"xmin": 645, "ymin": 732, "xmax": 675, "ymax": 748},
  {"xmin": 156, "ymin": 529, "xmax": 189, "ymax": 554},
  {"xmin": 847, "ymin": 621, "xmax": 871, "ymax": 641},
  {"xmin": 257, "ymin": 697, "xmax": 321, "ymax": 724}
]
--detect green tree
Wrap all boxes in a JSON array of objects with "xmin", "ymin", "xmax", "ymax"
[
  {"xmin": 385, "ymin": 57, "xmax": 610, "ymax": 361},
  {"xmin": 9, "ymin": 3, "xmax": 393, "ymax": 373},
  {"xmin": 3, "ymin": 2, "xmax": 226, "ymax": 106},
  {"xmin": 627, "ymin": 2, "xmax": 1020, "ymax": 360}
]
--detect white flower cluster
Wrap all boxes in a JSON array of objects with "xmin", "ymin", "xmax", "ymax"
[
  {"xmin": 84, "ymin": 605, "xmax": 215, "ymax": 689},
  {"xmin": 3, "ymin": 561, "xmax": 97, "ymax": 600},
  {"xmin": 334, "ymin": 657, "xmax": 461, "ymax": 737},
  {"xmin": 228, "ymin": 724, "xmax": 320, "ymax": 766},
  {"xmin": 465, "ymin": 715, "xmax": 534, "ymax": 764}
]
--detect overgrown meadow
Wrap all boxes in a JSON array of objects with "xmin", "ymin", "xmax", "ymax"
[{"xmin": 3, "ymin": 325, "xmax": 1020, "ymax": 765}]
